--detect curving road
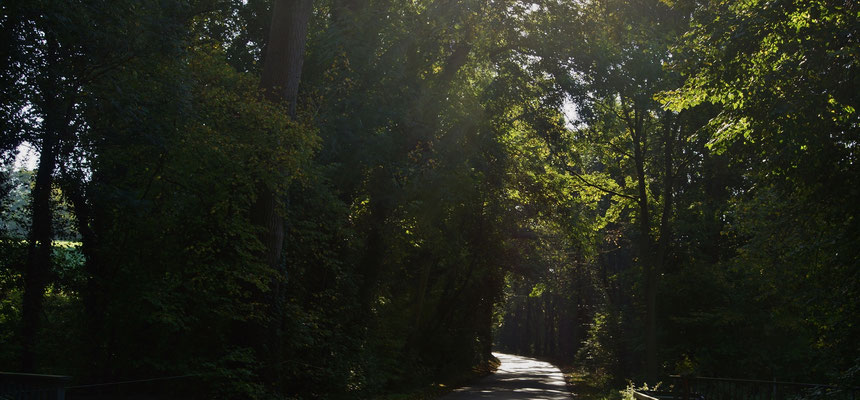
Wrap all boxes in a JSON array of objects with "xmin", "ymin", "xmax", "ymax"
[{"xmin": 441, "ymin": 353, "xmax": 571, "ymax": 399}]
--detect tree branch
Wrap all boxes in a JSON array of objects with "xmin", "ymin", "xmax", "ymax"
[{"xmin": 565, "ymin": 166, "xmax": 637, "ymax": 201}]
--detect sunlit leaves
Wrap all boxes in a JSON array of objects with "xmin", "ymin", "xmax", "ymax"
[{"xmin": 661, "ymin": 0, "xmax": 860, "ymax": 382}]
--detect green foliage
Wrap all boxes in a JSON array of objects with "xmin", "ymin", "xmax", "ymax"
[
  {"xmin": 50, "ymin": 243, "xmax": 85, "ymax": 292},
  {"xmin": 494, "ymin": 0, "xmax": 858, "ymax": 391},
  {"xmin": 657, "ymin": 0, "xmax": 859, "ymax": 385},
  {"xmin": 0, "ymin": 168, "xmax": 31, "ymax": 237},
  {"xmin": 0, "ymin": 239, "xmax": 84, "ymax": 372},
  {"xmin": 1, "ymin": 0, "xmax": 857, "ymax": 397},
  {"xmin": 0, "ymin": 239, "xmax": 25, "ymax": 368}
]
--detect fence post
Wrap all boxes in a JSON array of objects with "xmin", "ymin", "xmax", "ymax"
[
  {"xmin": 682, "ymin": 376, "xmax": 690, "ymax": 400},
  {"xmin": 0, "ymin": 372, "xmax": 70, "ymax": 400},
  {"xmin": 772, "ymin": 376, "xmax": 777, "ymax": 400}
]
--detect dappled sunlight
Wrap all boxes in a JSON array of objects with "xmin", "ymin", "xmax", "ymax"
[
  {"xmin": 443, "ymin": 353, "xmax": 570, "ymax": 399},
  {"xmin": 2, "ymin": 0, "xmax": 855, "ymax": 397}
]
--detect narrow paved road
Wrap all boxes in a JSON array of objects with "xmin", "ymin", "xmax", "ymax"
[{"xmin": 441, "ymin": 353, "xmax": 570, "ymax": 399}]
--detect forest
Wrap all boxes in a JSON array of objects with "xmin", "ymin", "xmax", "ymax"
[{"xmin": 0, "ymin": 0, "xmax": 857, "ymax": 398}]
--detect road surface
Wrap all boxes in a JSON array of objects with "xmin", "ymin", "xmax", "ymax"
[{"xmin": 441, "ymin": 353, "xmax": 570, "ymax": 399}]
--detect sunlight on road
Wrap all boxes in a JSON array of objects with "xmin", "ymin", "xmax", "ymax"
[{"xmin": 442, "ymin": 353, "xmax": 570, "ymax": 399}]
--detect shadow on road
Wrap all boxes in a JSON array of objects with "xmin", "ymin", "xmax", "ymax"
[{"xmin": 441, "ymin": 353, "xmax": 571, "ymax": 399}]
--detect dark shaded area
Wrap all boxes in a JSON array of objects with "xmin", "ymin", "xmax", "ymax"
[{"xmin": 0, "ymin": 0, "xmax": 857, "ymax": 399}]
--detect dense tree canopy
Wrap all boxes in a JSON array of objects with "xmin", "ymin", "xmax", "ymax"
[{"xmin": 1, "ymin": 0, "xmax": 857, "ymax": 398}]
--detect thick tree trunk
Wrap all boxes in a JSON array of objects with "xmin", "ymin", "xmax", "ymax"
[
  {"xmin": 631, "ymin": 110, "xmax": 658, "ymax": 381},
  {"xmin": 656, "ymin": 125, "xmax": 672, "ymax": 256},
  {"xmin": 478, "ymin": 284, "xmax": 495, "ymax": 360},
  {"xmin": 249, "ymin": 0, "xmax": 313, "ymax": 387},
  {"xmin": 20, "ymin": 99, "xmax": 61, "ymax": 373},
  {"xmin": 656, "ymin": 112, "xmax": 675, "ymax": 284},
  {"xmin": 652, "ymin": 112, "xmax": 676, "ymax": 380},
  {"xmin": 414, "ymin": 251, "xmax": 433, "ymax": 327},
  {"xmin": 260, "ymin": 0, "xmax": 312, "ymax": 115},
  {"xmin": 60, "ymin": 173, "xmax": 111, "ymax": 377},
  {"xmin": 19, "ymin": 32, "xmax": 72, "ymax": 371},
  {"xmin": 523, "ymin": 297, "xmax": 531, "ymax": 354},
  {"xmin": 252, "ymin": 0, "xmax": 313, "ymax": 274},
  {"xmin": 545, "ymin": 295, "xmax": 554, "ymax": 355}
]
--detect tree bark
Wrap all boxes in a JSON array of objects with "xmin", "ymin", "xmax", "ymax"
[
  {"xmin": 60, "ymin": 171, "xmax": 112, "ymax": 377},
  {"xmin": 20, "ymin": 86, "xmax": 64, "ymax": 373},
  {"xmin": 656, "ymin": 111, "xmax": 675, "ymax": 279},
  {"xmin": 248, "ymin": 0, "xmax": 313, "ymax": 387},
  {"xmin": 20, "ymin": 133, "xmax": 56, "ymax": 372},
  {"xmin": 260, "ymin": 0, "xmax": 312, "ymax": 116},
  {"xmin": 249, "ymin": 0, "xmax": 312, "ymax": 309},
  {"xmin": 630, "ymin": 107, "xmax": 658, "ymax": 381},
  {"xmin": 653, "ymin": 111, "xmax": 676, "ymax": 380},
  {"xmin": 251, "ymin": 0, "xmax": 313, "ymax": 273}
]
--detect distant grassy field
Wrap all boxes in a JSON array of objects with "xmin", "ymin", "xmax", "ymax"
[
  {"xmin": 53, "ymin": 240, "xmax": 82, "ymax": 248},
  {"xmin": 3, "ymin": 239, "xmax": 82, "ymax": 247}
]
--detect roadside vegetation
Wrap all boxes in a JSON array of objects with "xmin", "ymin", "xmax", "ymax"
[{"xmin": 1, "ymin": 0, "xmax": 856, "ymax": 398}]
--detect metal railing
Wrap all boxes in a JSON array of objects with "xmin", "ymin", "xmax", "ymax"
[
  {"xmin": 0, "ymin": 372, "xmax": 202, "ymax": 399},
  {"xmin": 671, "ymin": 375, "xmax": 858, "ymax": 400},
  {"xmin": 0, "ymin": 372, "xmax": 71, "ymax": 400},
  {"xmin": 634, "ymin": 376, "xmax": 858, "ymax": 400},
  {"xmin": 633, "ymin": 389, "xmax": 704, "ymax": 400}
]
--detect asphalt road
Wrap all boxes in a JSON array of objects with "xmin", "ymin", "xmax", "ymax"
[{"xmin": 440, "ymin": 353, "xmax": 571, "ymax": 399}]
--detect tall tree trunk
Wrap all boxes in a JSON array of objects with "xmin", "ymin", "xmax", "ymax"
[
  {"xmin": 523, "ymin": 297, "xmax": 531, "ymax": 354},
  {"xmin": 477, "ymin": 282, "xmax": 495, "ymax": 361},
  {"xmin": 252, "ymin": 0, "xmax": 313, "ymax": 273},
  {"xmin": 60, "ymin": 171, "xmax": 111, "ymax": 378},
  {"xmin": 250, "ymin": 0, "xmax": 312, "ymax": 387},
  {"xmin": 20, "ymin": 90, "xmax": 64, "ymax": 373},
  {"xmin": 656, "ymin": 112, "xmax": 674, "ymax": 263},
  {"xmin": 652, "ymin": 112, "xmax": 676, "ymax": 380},
  {"xmin": 631, "ymin": 108, "xmax": 658, "ymax": 381},
  {"xmin": 19, "ymin": 31, "xmax": 74, "ymax": 371},
  {"xmin": 545, "ymin": 295, "xmax": 554, "ymax": 355},
  {"xmin": 20, "ymin": 133, "xmax": 56, "ymax": 372},
  {"xmin": 260, "ymin": 0, "xmax": 312, "ymax": 116}
]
